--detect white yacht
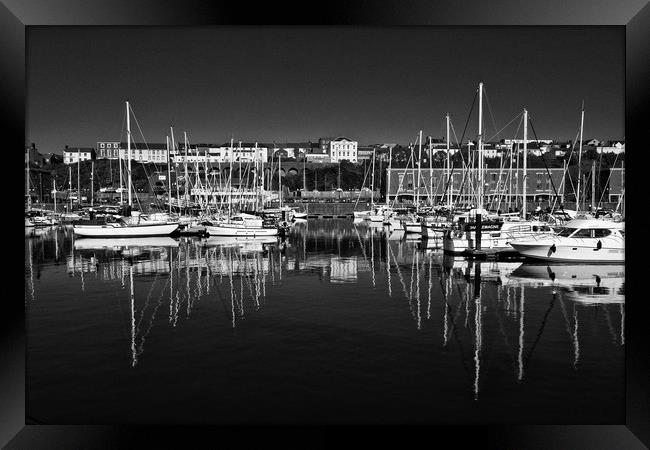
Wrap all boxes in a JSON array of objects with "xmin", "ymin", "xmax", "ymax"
[
  {"xmin": 205, "ymin": 213, "xmax": 278, "ymax": 237},
  {"xmin": 443, "ymin": 219, "xmax": 554, "ymax": 254},
  {"xmin": 509, "ymin": 218, "xmax": 624, "ymax": 262}
]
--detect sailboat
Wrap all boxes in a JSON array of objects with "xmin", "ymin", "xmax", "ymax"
[
  {"xmin": 73, "ymin": 101, "xmax": 179, "ymax": 238},
  {"xmin": 443, "ymin": 88, "xmax": 556, "ymax": 255},
  {"xmin": 402, "ymin": 131, "xmax": 424, "ymax": 234},
  {"xmin": 25, "ymin": 148, "xmax": 59, "ymax": 227}
]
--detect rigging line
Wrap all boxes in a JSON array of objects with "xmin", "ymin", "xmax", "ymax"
[
  {"xmin": 441, "ymin": 89, "xmax": 478, "ymax": 204},
  {"xmin": 482, "ymin": 88, "xmax": 500, "ymax": 143},
  {"xmin": 492, "ymin": 113, "xmax": 523, "ymax": 210},
  {"xmin": 486, "ymin": 111, "xmax": 524, "ymax": 143},
  {"xmin": 563, "ymin": 129, "xmax": 582, "ymax": 201},
  {"xmin": 596, "ymin": 152, "xmax": 620, "ymax": 207},
  {"xmin": 128, "ymin": 105, "xmax": 166, "ymax": 210},
  {"xmin": 527, "ymin": 114, "xmax": 566, "ymax": 215}
]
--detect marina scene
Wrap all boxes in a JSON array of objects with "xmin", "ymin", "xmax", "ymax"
[{"xmin": 25, "ymin": 27, "xmax": 625, "ymax": 425}]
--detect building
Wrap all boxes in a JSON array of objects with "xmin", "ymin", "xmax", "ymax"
[
  {"xmin": 175, "ymin": 142, "xmax": 269, "ymax": 165},
  {"xmin": 271, "ymin": 142, "xmax": 311, "ymax": 159},
  {"xmin": 329, "ymin": 137, "xmax": 358, "ymax": 163},
  {"xmin": 318, "ymin": 137, "xmax": 333, "ymax": 154},
  {"xmin": 63, "ymin": 146, "xmax": 95, "ymax": 164},
  {"xmin": 596, "ymin": 141, "xmax": 625, "ymax": 154},
  {"xmin": 96, "ymin": 141, "xmax": 121, "ymax": 159},
  {"xmin": 386, "ymin": 167, "xmax": 567, "ymax": 205},
  {"xmin": 126, "ymin": 142, "xmax": 168, "ymax": 164},
  {"xmin": 503, "ymin": 138, "xmax": 553, "ymax": 145},
  {"xmin": 26, "ymin": 143, "xmax": 47, "ymax": 166},
  {"xmin": 305, "ymin": 153, "xmax": 331, "ymax": 163},
  {"xmin": 94, "ymin": 141, "xmax": 169, "ymax": 164},
  {"xmin": 305, "ymin": 139, "xmax": 331, "ymax": 163},
  {"xmin": 357, "ymin": 145, "xmax": 377, "ymax": 161},
  {"xmin": 606, "ymin": 166, "xmax": 625, "ymax": 203}
]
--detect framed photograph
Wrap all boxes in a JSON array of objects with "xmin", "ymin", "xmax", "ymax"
[{"xmin": 7, "ymin": 0, "xmax": 649, "ymax": 447}]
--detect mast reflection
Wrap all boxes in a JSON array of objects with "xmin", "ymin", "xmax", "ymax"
[{"xmin": 26, "ymin": 222, "xmax": 625, "ymax": 397}]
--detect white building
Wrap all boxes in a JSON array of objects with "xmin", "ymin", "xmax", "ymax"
[
  {"xmin": 596, "ymin": 141, "xmax": 625, "ymax": 154},
  {"xmin": 63, "ymin": 147, "xmax": 94, "ymax": 164},
  {"xmin": 95, "ymin": 141, "xmax": 169, "ymax": 164},
  {"xmin": 174, "ymin": 143, "xmax": 268, "ymax": 165},
  {"xmin": 96, "ymin": 141, "xmax": 120, "ymax": 159},
  {"xmin": 329, "ymin": 137, "xmax": 358, "ymax": 163},
  {"xmin": 503, "ymin": 138, "xmax": 553, "ymax": 145}
]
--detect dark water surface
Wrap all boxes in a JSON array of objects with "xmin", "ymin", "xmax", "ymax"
[{"xmin": 25, "ymin": 220, "xmax": 624, "ymax": 424}]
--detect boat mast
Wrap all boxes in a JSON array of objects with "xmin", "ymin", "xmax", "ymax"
[
  {"xmin": 386, "ymin": 145, "xmax": 392, "ymax": 206},
  {"xmin": 591, "ymin": 160, "xmax": 596, "ymax": 213},
  {"xmin": 523, "ymin": 108, "xmax": 528, "ymax": 218},
  {"xmin": 25, "ymin": 147, "xmax": 31, "ymax": 210},
  {"xmin": 52, "ymin": 179, "xmax": 57, "ymax": 213},
  {"xmin": 370, "ymin": 147, "xmax": 376, "ymax": 208},
  {"xmin": 416, "ymin": 130, "xmax": 422, "ymax": 213},
  {"xmin": 183, "ymin": 131, "xmax": 189, "ymax": 208},
  {"xmin": 170, "ymin": 126, "xmax": 179, "ymax": 212},
  {"xmin": 477, "ymin": 83, "xmax": 484, "ymax": 213},
  {"xmin": 428, "ymin": 135, "xmax": 433, "ymax": 206},
  {"xmin": 126, "ymin": 100, "xmax": 133, "ymax": 208},
  {"xmin": 576, "ymin": 101, "xmax": 584, "ymax": 213},
  {"xmin": 446, "ymin": 113, "xmax": 452, "ymax": 209},
  {"xmin": 476, "ymin": 82, "xmax": 484, "ymax": 251},
  {"xmin": 68, "ymin": 166, "xmax": 72, "ymax": 211},
  {"xmin": 261, "ymin": 149, "xmax": 265, "ymax": 208},
  {"xmin": 303, "ymin": 149, "xmax": 306, "ymax": 192},
  {"xmin": 90, "ymin": 160, "xmax": 94, "ymax": 207},
  {"xmin": 166, "ymin": 135, "xmax": 172, "ymax": 215},
  {"xmin": 76, "ymin": 147, "xmax": 81, "ymax": 207}
]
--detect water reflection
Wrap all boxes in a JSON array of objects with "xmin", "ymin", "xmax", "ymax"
[{"xmin": 26, "ymin": 221, "xmax": 625, "ymax": 401}]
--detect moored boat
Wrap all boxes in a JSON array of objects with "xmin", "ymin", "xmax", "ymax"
[
  {"xmin": 205, "ymin": 213, "xmax": 278, "ymax": 237},
  {"xmin": 508, "ymin": 218, "xmax": 624, "ymax": 262}
]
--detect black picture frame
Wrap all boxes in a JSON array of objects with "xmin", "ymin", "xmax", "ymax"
[{"xmin": 6, "ymin": 0, "xmax": 649, "ymax": 447}]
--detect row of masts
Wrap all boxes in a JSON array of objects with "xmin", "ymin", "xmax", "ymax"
[
  {"xmin": 389, "ymin": 82, "xmax": 602, "ymax": 218},
  {"xmin": 29, "ymin": 92, "xmax": 616, "ymax": 217}
]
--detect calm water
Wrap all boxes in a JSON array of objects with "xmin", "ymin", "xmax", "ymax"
[{"xmin": 25, "ymin": 220, "xmax": 625, "ymax": 424}]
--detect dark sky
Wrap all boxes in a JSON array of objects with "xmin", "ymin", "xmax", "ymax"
[{"xmin": 27, "ymin": 26, "xmax": 624, "ymax": 153}]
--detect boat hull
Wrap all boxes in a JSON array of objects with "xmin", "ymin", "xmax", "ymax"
[
  {"xmin": 73, "ymin": 223, "xmax": 179, "ymax": 238},
  {"xmin": 403, "ymin": 222, "xmax": 422, "ymax": 234},
  {"xmin": 509, "ymin": 242, "xmax": 625, "ymax": 262},
  {"xmin": 205, "ymin": 225, "xmax": 278, "ymax": 237}
]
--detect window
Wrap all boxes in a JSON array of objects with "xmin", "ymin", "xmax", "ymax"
[
  {"xmin": 572, "ymin": 228, "xmax": 593, "ymax": 238},
  {"xmin": 557, "ymin": 227, "xmax": 577, "ymax": 237},
  {"xmin": 593, "ymin": 229, "xmax": 612, "ymax": 238}
]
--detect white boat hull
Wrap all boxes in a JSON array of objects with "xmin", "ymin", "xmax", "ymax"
[
  {"xmin": 386, "ymin": 218, "xmax": 403, "ymax": 230},
  {"xmin": 205, "ymin": 225, "xmax": 278, "ymax": 237},
  {"xmin": 403, "ymin": 222, "xmax": 422, "ymax": 234},
  {"xmin": 73, "ymin": 223, "xmax": 179, "ymax": 237},
  {"xmin": 509, "ymin": 241, "xmax": 624, "ymax": 262}
]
